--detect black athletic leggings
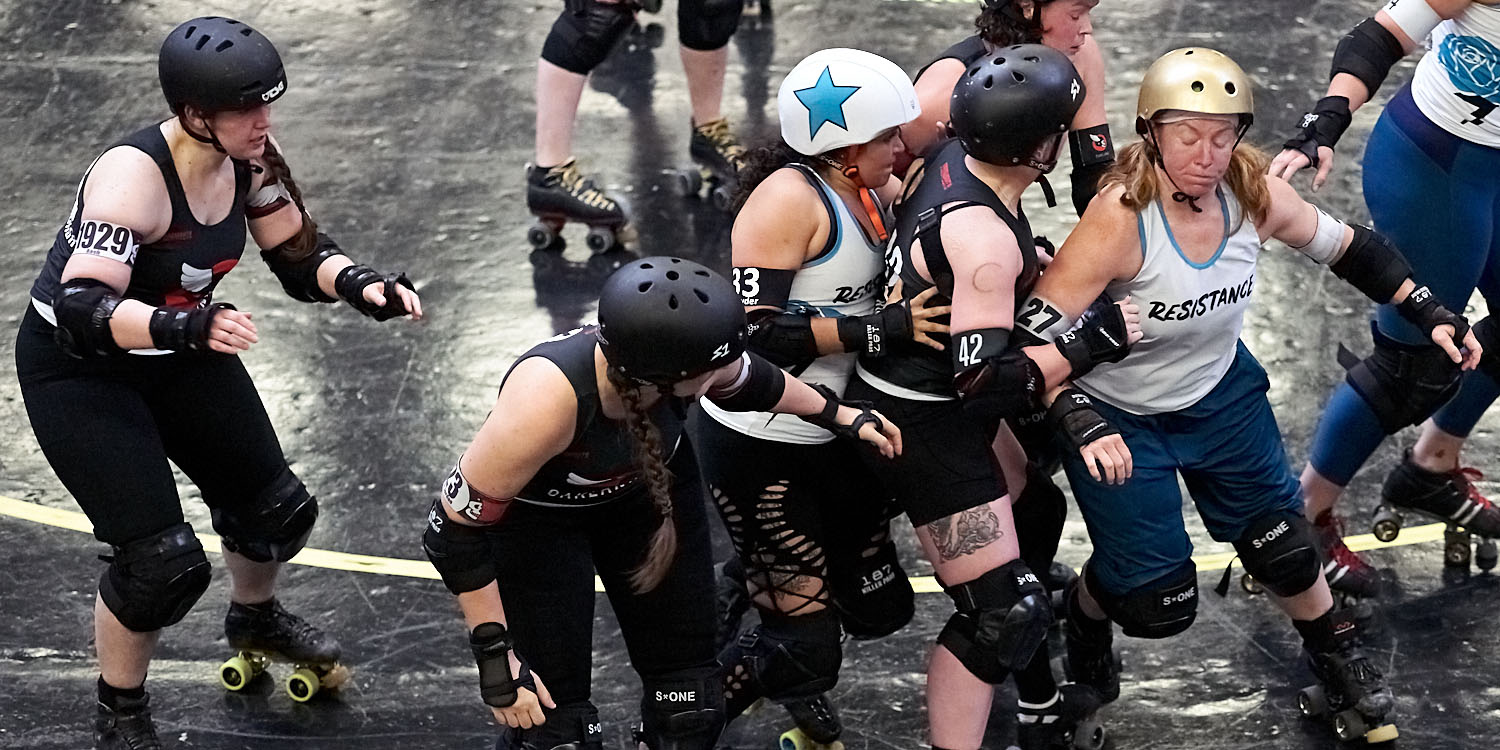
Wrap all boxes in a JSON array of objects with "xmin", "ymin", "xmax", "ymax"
[
  {"xmin": 15, "ymin": 306, "xmax": 291, "ymax": 546},
  {"xmin": 488, "ymin": 447, "xmax": 717, "ymax": 706}
]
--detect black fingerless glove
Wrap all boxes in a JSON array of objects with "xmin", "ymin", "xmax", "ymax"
[
  {"xmin": 1283, "ymin": 96, "xmax": 1353, "ymax": 168},
  {"xmin": 797, "ymin": 383, "xmax": 884, "ymax": 440},
  {"xmin": 1396, "ymin": 285, "xmax": 1470, "ymax": 343},
  {"xmin": 1048, "ymin": 388, "xmax": 1120, "ymax": 451},
  {"xmin": 1055, "ymin": 303, "xmax": 1132, "ymax": 378},
  {"xmin": 837, "ymin": 303, "xmax": 913, "ymax": 357},
  {"xmin": 470, "ymin": 622, "xmax": 535, "ymax": 708},
  {"xmin": 147, "ymin": 303, "xmax": 235, "ymax": 352},
  {"xmin": 335, "ymin": 264, "xmax": 415, "ymax": 321}
]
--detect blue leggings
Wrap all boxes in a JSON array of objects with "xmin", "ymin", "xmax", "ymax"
[{"xmin": 1309, "ymin": 86, "xmax": 1500, "ymax": 485}]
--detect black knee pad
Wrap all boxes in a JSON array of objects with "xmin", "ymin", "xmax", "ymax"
[
  {"xmin": 99, "ymin": 522, "xmax": 212, "ymax": 633},
  {"xmin": 1340, "ymin": 327, "xmax": 1462, "ymax": 434},
  {"xmin": 936, "ymin": 559, "xmax": 1053, "ymax": 684},
  {"xmin": 542, "ymin": 0, "xmax": 636, "ymax": 74},
  {"xmin": 831, "ymin": 539, "xmax": 914, "ymax": 640},
  {"xmin": 499, "ymin": 701, "xmax": 603, "ymax": 750},
  {"xmin": 722, "ymin": 608, "xmax": 843, "ymax": 701},
  {"xmin": 1086, "ymin": 560, "xmax": 1197, "ymax": 639},
  {"xmin": 211, "ymin": 466, "xmax": 318, "ymax": 563},
  {"xmin": 678, "ymin": 0, "xmax": 743, "ymax": 50},
  {"xmin": 1473, "ymin": 315, "xmax": 1500, "ymax": 382},
  {"xmin": 1233, "ymin": 511, "xmax": 1320, "ymax": 597},
  {"xmin": 640, "ymin": 668, "xmax": 726, "ymax": 750},
  {"xmin": 1013, "ymin": 464, "xmax": 1067, "ymax": 575}
]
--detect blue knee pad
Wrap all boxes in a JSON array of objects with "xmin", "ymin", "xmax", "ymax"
[
  {"xmin": 542, "ymin": 0, "xmax": 635, "ymax": 74},
  {"xmin": 678, "ymin": 0, "xmax": 742, "ymax": 50}
]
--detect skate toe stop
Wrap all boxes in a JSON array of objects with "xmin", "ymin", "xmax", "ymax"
[{"xmin": 1365, "ymin": 724, "xmax": 1399, "ymax": 743}]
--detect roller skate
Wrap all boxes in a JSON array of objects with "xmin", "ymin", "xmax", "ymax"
[
  {"xmin": 525, "ymin": 159, "xmax": 629, "ymax": 254},
  {"xmin": 1016, "ymin": 683, "xmax": 1107, "ymax": 750},
  {"xmin": 1060, "ymin": 582, "xmax": 1121, "ymax": 705},
  {"xmin": 1371, "ymin": 451, "xmax": 1500, "ymax": 573},
  {"xmin": 672, "ymin": 118, "xmax": 744, "ymax": 211},
  {"xmin": 778, "ymin": 694, "xmax": 843, "ymax": 750},
  {"xmin": 1297, "ymin": 611, "xmax": 1397, "ymax": 743},
  {"xmin": 219, "ymin": 598, "xmax": 349, "ymax": 703},
  {"xmin": 95, "ymin": 690, "xmax": 162, "ymax": 750}
]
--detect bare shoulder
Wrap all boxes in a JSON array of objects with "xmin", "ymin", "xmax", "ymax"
[{"xmin": 80, "ymin": 145, "xmax": 171, "ymax": 237}]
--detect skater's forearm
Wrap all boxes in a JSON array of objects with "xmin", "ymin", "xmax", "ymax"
[{"xmin": 456, "ymin": 582, "xmax": 509, "ymax": 631}]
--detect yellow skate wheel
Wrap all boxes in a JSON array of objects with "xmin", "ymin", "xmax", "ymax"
[
  {"xmin": 220, "ymin": 655, "xmax": 254, "ymax": 691},
  {"xmin": 1365, "ymin": 724, "xmax": 1399, "ymax": 743},
  {"xmin": 286, "ymin": 668, "xmax": 320, "ymax": 702},
  {"xmin": 779, "ymin": 728, "xmax": 808, "ymax": 750}
]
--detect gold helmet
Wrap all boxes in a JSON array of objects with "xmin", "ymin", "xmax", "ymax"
[{"xmin": 1135, "ymin": 47, "xmax": 1253, "ymax": 130}]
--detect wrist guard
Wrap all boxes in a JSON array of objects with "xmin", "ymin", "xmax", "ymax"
[
  {"xmin": 1283, "ymin": 96, "xmax": 1353, "ymax": 168},
  {"xmin": 469, "ymin": 622, "xmax": 536, "ymax": 708},
  {"xmin": 1396, "ymin": 285, "xmax": 1470, "ymax": 343},
  {"xmin": 148, "ymin": 303, "xmax": 234, "ymax": 352},
  {"xmin": 1048, "ymin": 388, "xmax": 1120, "ymax": 451},
  {"xmin": 837, "ymin": 303, "xmax": 913, "ymax": 357},
  {"xmin": 1055, "ymin": 303, "xmax": 1132, "ymax": 378},
  {"xmin": 797, "ymin": 382, "xmax": 883, "ymax": 440},
  {"xmin": 335, "ymin": 264, "xmax": 416, "ymax": 321}
]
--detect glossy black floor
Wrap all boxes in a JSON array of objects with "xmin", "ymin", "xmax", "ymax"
[{"xmin": 2, "ymin": 0, "xmax": 1497, "ymax": 748}]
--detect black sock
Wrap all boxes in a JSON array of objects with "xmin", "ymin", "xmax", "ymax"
[
  {"xmin": 97, "ymin": 676, "xmax": 145, "ymax": 709},
  {"xmin": 1013, "ymin": 642, "xmax": 1060, "ymax": 706},
  {"xmin": 1293, "ymin": 607, "xmax": 1356, "ymax": 653}
]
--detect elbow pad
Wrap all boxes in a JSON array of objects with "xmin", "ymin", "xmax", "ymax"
[
  {"xmin": 1331, "ymin": 17, "xmax": 1405, "ymax": 96},
  {"xmin": 745, "ymin": 308, "xmax": 820, "ymax": 368},
  {"xmin": 422, "ymin": 499, "xmax": 499, "ymax": 595},
  {"xmin": 1330, "ymin": 224, "xmax": 1412, "ymax": 303},
  {"xmin": 954, "ymin": 349, "xmax": 1047, "ymax": 422},
  {"xmin": 708, "ymin": 352, "xmax": 787, "ymax": 412},
  {"xmin": 52, "ymin": 278, "xmax": 125, "ymax": 358},
  {"xmin": 260, "ymin": 232, "xmax": 342, "ymax": 304},
  {"xmin": 1068, "ymin": 125, "xmax": 1116, "ymax": 217}
]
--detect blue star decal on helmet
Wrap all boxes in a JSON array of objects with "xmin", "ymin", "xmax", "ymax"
[{"xmin": 794, "ymin": 66, "xmax": 861, "ymax": 139}]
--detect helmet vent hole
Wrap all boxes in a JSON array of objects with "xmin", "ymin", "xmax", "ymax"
[
  {"xmin": 666, "ymin": 270, "xmax": 680, "ymax": 281},
  {"xmin": 983, "ymin": 75, "xmax": 994, "ymax": 89},
  {"xmin": 215, "ymin": 40, "xmax": 234, "ymax": 52},
  {"xmin": 1024, "ymin": 55, "xmax": 1039, "ymax": 63},
  {"xmin": 194, "ymin": 34, "xmax": 211, "ymax": 51},
  {"xmin": 1191, "ymin": 81, "xmax": 1205, "ymax": 92},
  {"xmin": 994, "ymin": 56, "xmax": 1005, "ymax": 66},
  {"xmin": 1012, "ymin": 71, "xmax": 1026, "ymax": 83},
  {"xmin": 668, "ymin": 294, "xmax": 680, "ymax": 310},
  {"xmin": 694, "ymin": 289, "xmax": 709, "ymax": 303},
  {"xmin": 693, "ymin": 269, "xmax": 710, "ymax": 277},
  {"xmin": 1184, "ymin": 49, "xmax": 1195, "ymax": 55},
  {"xmin": 183, "ymin": 25, "xmax": 197, "ymax": 38},
  {"xmin": 968, "ymin": 66, "xmax": 980, "ymax": 77},
  {"xmin": 239, "ymin": 27, "xmax": 254, "ymax": 37},
  {"xmin": 1224, "ymin": 82, "xmax": 1237, "ymax": 95},
  {"xmin": 638, "ymin": 281, "xmax": 653, "ymax": 293},
  {"xmin": 640, "ymin": 262, "xmax": 655, "ymax": 269}
]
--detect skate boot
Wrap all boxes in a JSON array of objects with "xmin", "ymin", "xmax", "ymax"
[
  {"xmin": 1061, "ymin": 582, "xmax": 1120, "ymax": 704},
  {"xmin": 1375, "ymin": 450, "xmax": 1500, "ymax": 571},
  {"xmin": 716, "ymin": 558, "xmax": 753, "ymax": 651},
  {"xmin": 525, "ymin": 160, "xmax": 629, "ymax": 252},
  {"xmin": 95, "ymin": 691, "xmax": 162, "ymax": 750},
  {"xmin": 779, "ymin": 694, "xmax": 843, "ymax": 749},
  {"xmin": 1314, "ymin": 511, "xmax": 1383, "ymax": 603},
  {"xmin": 1016, "ymin": 683, "xmax": 1106, "ymax": 750},
  {"xmin": 1297, "ymin": 610, "xmax": 1397, "ymax": 743},
  {"xmin": 676, "ymin": 117, "xmax": 744, "ymax": 210},
  {"xmin": 220, "ymin": 598, "xmax": 349, "ymax": 702}
]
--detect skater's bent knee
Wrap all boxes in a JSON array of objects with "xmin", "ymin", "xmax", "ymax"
[
  {"xmin": 639, "ymin": 668, "xmax": 726, "ymax": 750},
  {"xmin": 937, "ymin": 559, "xmax": 1053, "ymax": 683},
  {"xmin": 99, "ymin": 522, "xmax": 212, "ymax": 632},
  {"xmin": 542, "ymin": 0, "xmax": 634, "ymax": 74},
  {"xmin": 1234, "ymin": 511, "xmax": 1320, "ymax": 597},
  {"xmin": 678, "ymin": 0, "xmax": 743, "ymax": 50},
  {"xmin": 210, "ymin": 465, "xmax": 317, "ymax": 563},
  {"xmin": 1088, "ymin": 560, "xmax": 1197, "ymax": 639}
]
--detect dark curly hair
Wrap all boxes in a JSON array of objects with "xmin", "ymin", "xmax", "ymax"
[
  {"xmin": 730, "ymin": 138, "xmax": 834, "ymax": 214},
  {"xmin": 975, "ymin": 0, "xmax": 1050, "ymax": 46}
]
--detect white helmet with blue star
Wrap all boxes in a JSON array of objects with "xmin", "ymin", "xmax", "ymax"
[{"xmin": 778, "ymin": 48, "xmax": 920, "ymax": 156}]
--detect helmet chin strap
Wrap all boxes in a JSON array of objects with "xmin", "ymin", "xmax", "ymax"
[
  {"xmin": 816, "ymin": 154, "xmax": 890, "ymax": 242},
  {"xmin": 181, "ymin": 112, "xmax": 228, "ymax": 154}
]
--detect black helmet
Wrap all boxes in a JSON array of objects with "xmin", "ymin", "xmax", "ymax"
[
  {"xmin": 159, "ymin": 17, "xmax": 287, "ymax": 115},
  {"xmin": 950, "ymin": 44, "xmax": 1084, "ymax": 172},
  {"xmin": 596, "ymin": 257, "xmax": 747, "ymax": 385}
]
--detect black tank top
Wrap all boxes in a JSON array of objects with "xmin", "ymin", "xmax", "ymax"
[
  {"xmin": 508, "ymin": 327, "xmax": 684, "ymax": 507},
  {"xmin": 861, "ymin": 139, "xmax": 1041, "ymax": 396},
  {"xmin": 30, "ymin": 123, "xmax": 252, "ymax": 310},
  {"xmin": 914, "ymin": 36, "xmax": 990, "ymax": 81}
]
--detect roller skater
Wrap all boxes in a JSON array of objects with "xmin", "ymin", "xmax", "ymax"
[
  {"xmin": 1016, "ymin": 683, "xmax": 1106, "ymax": 750},
  {"xmin": 525, "ymin": 160, "xmax": 629, "ymax": 253},
  {"xmin": 220, "ymin": 598, "xmax": 348, "ymax": 702},
  {"xmin": 1015, "ymin": 46, "xmax": 1475, "ymax": 741},
  {"xmin": 1270, "ymin": 0, "xmax": 1500, "ymax": 593}
]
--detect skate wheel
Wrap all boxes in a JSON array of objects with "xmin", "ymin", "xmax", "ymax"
[
  {"xmin": 1072, "ymin": 716, "xmax": 1107, "ymax": 750},
  {"xmin": 1445, "ymin": 540, "xmax": 1472, "ymax": 567},
  {"xmin": 1333, "ymin": 709, "xmax": 1368, "ymax": 741},
  {"xmin": 527, "ymin": 222, "xmax": 561, "ymax": 251},
  {"xmin": 1297, "ymin": 685, "xmax": 1327, "ymax": 718},
  {"xmin": 1477, "ymin": 539, "xmax": 1498, "ymax": 571},
  {"xmin": 286, "ymin": 668, "xmax": 320, "ymax": 702},
  {"xmin": 585, "ymin": 226, "xmax": 618, "ymax": 253},
  {"xmin": 1240, "ymin": 572, "xmax": 1265, "ymax": 595},
  {"xmin": 710, "ymin": 184, "xmax": 734, "ymax": 211},
  {"xmin": 1365, "ymin": 723, "xmax": 1399, "ymax": 743},
  {"xmin": 778, "ymin": 728, "xmax": 840, "ymax": 750},
  {"xmin": 220, "ymin": 655, "xmax": 257, "ymax": 691},
  {"xmin": 674, "ymin": 169, "xmax": 703, "ymax": 198},
  {"xmin": 1371, "ymin": 506, "xmax": 1402, "ymax": 543}
]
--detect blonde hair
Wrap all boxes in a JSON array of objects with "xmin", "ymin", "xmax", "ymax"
[{"xmin": 1100, "ymin": 135, "xmax": 1271, "ymax": 227}]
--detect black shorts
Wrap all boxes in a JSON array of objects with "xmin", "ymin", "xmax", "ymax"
[{"xmin": 845, "ymin": 373, "xmax": 1008, "ymax": 528}]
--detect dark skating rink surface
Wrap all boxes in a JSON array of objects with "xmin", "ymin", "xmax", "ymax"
[{"xmin": 2, "ymin": 0, "xmax": 1498, "ymax": 747}]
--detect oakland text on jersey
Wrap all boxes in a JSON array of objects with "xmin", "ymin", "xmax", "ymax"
[{"xmin": 1147, "ymin": 275, "xmax": 1255, "ymax": 322}]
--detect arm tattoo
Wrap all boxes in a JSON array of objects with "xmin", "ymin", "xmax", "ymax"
[{"xmin": 926, "ymin": 506, "xmax": 1003, "ymax": 562}]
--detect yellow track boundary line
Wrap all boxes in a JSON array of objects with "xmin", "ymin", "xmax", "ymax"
[{"xmin": 0, "ymin": 494, "xmax": 1448, "ymax": 595}]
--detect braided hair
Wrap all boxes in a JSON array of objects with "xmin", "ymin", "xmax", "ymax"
[
  {"xmin": 257, "ymin": 139, "xmax": 320, "ymax": 263},
  {"xmin": 606, "ymin": 367, "xmax": 679, "ymax": 593}
]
